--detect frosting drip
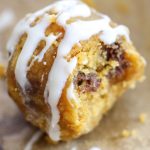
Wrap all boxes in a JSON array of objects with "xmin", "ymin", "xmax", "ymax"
[
  {"xmin": 24, "ymin": 131, "xmax": 42, "ymax": 150},
  {"xmin": 7, "ymin": 0, "xmax": 131, "ymax": 141}
]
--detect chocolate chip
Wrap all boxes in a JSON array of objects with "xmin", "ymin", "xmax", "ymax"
[
  {"xmin": 74, "ymin": 71, "xmax": 86, "ymax": 86},
  {"xmin": 74, "ymin": 72, "xmax": 101, "ymax": 93},
  {"xmin": 85, "ymin": 73, "xmax": 101, "ymax": 92},
  {"xmin": 101, "ymin": 42, "xmax": 130, "ymax": 82},
  {"xmin": 102, "ymin": 42, "xmax": 124, "ymax": 62}
]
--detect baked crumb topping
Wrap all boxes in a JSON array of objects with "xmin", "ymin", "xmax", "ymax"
[
  {"xmin": 121, "ymin": 129, "xmax": 137, "ymax": 138},
  {"xmin": 138, "ymin": 113, "xmax": 147, "ymax": 124}
]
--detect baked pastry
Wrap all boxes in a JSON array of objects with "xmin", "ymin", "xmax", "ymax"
[
  {"xmin": 0, "ymin": 64, "xmax": 5, "ymax": 78},
  {"xmin": 7, "ymin": 0, "xmax": 145, "ymax": 142}
]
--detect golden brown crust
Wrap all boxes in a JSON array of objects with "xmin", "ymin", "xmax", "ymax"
[{"xmin": 0, "ymin": 64, "xmax": 6, "ymax": 79}]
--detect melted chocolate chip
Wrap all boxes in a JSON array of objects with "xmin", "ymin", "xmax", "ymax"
[
  {"xmin": 107, "ymin": 59, "xmax": 130, "ymax": 81},
  {"xmin": 102, "ymin": 42, "xmax": 124, "ymax": 62},
  {"xmin": 101, "ymin": 42, "xmax": 130, "ymax": 82},
  {"xmin": 75, "ymin": 71, "xmax": 86, "ymax": 86},
  {"xmin": 74, "ymin": 72, "xmax": 101, "ymax": 93}
]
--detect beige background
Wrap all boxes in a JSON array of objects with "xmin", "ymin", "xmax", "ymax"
[{"xmin": 0, "ymin": 0, "xmax": 150, "ymax": 150}]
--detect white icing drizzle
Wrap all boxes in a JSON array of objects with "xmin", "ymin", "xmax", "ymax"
[
  {"xmin": 15, "ymin": 14, "xmax": 52, "ymax": 90},
  {"xmin": 7, "ymin": 0, "xmax": 80, "ymax": 54},
  {"xmin": 27, "ymin": 33, "xmax": 59, "ymax": 70},
  {"xmin": 67, "ymin": 82, "xmax": 78, "ymax": 103},
  {"xmin": 34, "ymin": 34, "xmax": 59, "ymax": 62},
  {"xmin": 7, "ymin": 0, "xmax": 131, "ymax": 142},
  {"xmin": 100, "ymin": 25, "xmax": 130, "ymax": 45},
  {"xmin": 45, "ymin": 57, "xmax": 77, "ymax": 141},
  {"xmin": 71, "ymin": 146, "xmax": 77, "ymax": 150},
  {"xmin": 89, "ymin": 147, "xmax": 101, "ymax": 150},
  {"xmin": 24, "ymin": 131, "xmax": 42, "ymax": 150}
]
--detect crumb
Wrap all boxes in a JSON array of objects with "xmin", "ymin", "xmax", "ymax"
[
  {"xmin": 139, "ymin": 76, "xmax": 146, "ymax": 82},
  {"xmin": 138, "ymin": 113, "xmax": 147, "ymax": 124},
  {"xmin": 121, "ymin": 129, "xmax": 137, "ymax": 138},
  {"xmin": 121, "ymin": 129, "xmax": 130, "ymax": 138},
  {"xmin": 0, "ymin": 64, "xmax": 5, "ymax": 78}
]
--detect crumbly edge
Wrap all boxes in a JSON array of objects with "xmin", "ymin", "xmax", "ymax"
[{"xmin": 58, "ymin": 35, "xmax": 145, "ymax": 140}]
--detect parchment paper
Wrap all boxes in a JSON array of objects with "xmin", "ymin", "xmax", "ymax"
[{"xmin": 0, "ymin": 0, "xmax": 150, "ymax": 150}]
